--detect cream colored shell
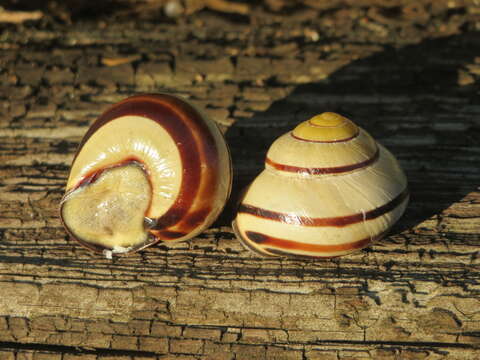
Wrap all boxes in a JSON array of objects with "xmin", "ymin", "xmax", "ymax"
[
  {"xmin": 233, "ymin": 112, "xmax": 408, "ymax": 258},
  {"xmin": 66, "ymin": 115, "xmax": 183, "ymax": 218},
  {"xmin": 60, "ymin": 94, "xmax": 232, "ymax": 255}
]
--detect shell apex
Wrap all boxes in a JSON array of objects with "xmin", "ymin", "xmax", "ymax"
[{"xmin": 292, "ymin": 112, "xmax": 359, "ymax": 142}]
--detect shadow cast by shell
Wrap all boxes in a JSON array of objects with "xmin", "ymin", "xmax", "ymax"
[{"xmin": 223, "ymin": 31, "xmax": 480, "ymax": 253}]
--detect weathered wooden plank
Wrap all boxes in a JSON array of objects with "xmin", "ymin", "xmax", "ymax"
[
  {"xmin": 0, "ymin": 1, "xmax": 480, "ymax": 359},
  {"xmin": 0, "ymin": 343, "xmax": 479, "ymax": 360}
]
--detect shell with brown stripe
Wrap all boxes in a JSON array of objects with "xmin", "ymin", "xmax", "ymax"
[
  {"xmin": 233, "ymin": 112, "xmax": 408, "ymax": 259},
  {"xmin": 60, "ymin": 94, "xmax": 232, "ymax": 255}
]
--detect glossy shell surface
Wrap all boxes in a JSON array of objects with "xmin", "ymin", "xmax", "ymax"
[
  {"xmin": 60, "ymin": 94, "xmax": 232, "ymax": 255},
  {"xmin": 233, "ymin": 112, "xmax": 408, "ymax": 259}
]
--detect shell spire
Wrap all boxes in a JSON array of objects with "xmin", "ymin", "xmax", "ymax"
[{"xmin": 292, "ymin": 112, "xmax": 359, "ymax": 143}]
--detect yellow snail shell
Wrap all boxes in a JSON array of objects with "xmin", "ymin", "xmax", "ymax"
[
  {"xmin": 60, "ymin": 94, "xmax": 232, "ymax": 256},
  {"xmin": 233, "ymin": 112, "xmax": 408, "ymax": 259}
]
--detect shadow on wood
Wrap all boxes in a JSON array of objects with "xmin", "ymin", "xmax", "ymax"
[{"xmin": 224, "ymin": 31, "xmax": 480, "ymax": 244}]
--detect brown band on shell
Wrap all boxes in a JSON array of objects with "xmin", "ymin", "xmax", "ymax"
[
  {"xmin": 245, "ymin": 230, "xmax": 388, "ymax": 255},
  {"xmin": 290, "ymin": 130, "xmax": 359, "ymax": 143},
  {"xmin": 239, "ymin": 188, "xmax": 409, "ymax": 227},
  {"xmin": 265, "ymin": 146, "xmax": 380, "ymax": 175},
  {"xmin": 74, "ymin": 94, "xmax": 220, "ymax": 243},
  {"xmin": 232, "ymin": 221, "xmax": 277, "ymax": 257},
  {"xmin": 71, "ymin": 157, "xmax": 151, "ymax": 195}
]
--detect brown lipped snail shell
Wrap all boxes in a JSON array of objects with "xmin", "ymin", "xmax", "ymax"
[
  {"xmin": 233, "ymin": 112, "xmax": 408, "ymax": 259},
  {"xmin": 60, "ymin": 94, "xmax": 232, "ymax": 257}
]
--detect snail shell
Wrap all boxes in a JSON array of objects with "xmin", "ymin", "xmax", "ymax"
[
  {"xmin": 60, "ymin": 94, "xmax": 232, "ymax": 255},
  {"xmin": 233, "ymin": 112, "xmax": 408, "ymax": 259}
]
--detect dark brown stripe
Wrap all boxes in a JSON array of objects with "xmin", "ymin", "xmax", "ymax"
[
  {"xmin": 291, "ymin": 130, "xmax": 359, "ymax": 143},
  {"xmin": 71, "ymin": 94, "xmax": 220, "ymax": 244},
  {"xmin": 232, "ymin": 220, "xmax": 277, "ymax": 258},
  {"xmin": 73, "ymin": 157, "xmax": 150, "ymax": 194},
  {"xmin": 245, "ymin": 229, "xmax": 389, "ymax": 256},
  {"xmin": 265, "ymin": 146, "xmax": 379, "ymax": 175},
  {"xmin": 239, "ymin": 188, "xmax": 409, "ymax": 227}
]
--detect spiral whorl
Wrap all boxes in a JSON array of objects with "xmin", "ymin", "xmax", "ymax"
[{"xmin": 292, "ymin": 112, "xmax": 359, "ymax": 143}]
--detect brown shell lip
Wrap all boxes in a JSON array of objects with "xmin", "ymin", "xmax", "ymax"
[
  {"xmin": 61, "ymin": 93, "xmax": 225, "ymax": 255},
  {"xmin": 238, "ymin": 188, "xmax": 409, "ymax": 228}
]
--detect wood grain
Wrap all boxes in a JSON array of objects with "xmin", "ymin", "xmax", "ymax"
[{"xmin": 0, "ymin": 1, "xmax": 480, "ymax": 359}]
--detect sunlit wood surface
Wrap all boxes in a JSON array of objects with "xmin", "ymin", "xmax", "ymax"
[{"xmin": 0, "ymin": 1, "xmax": 480, "ymax": 359}]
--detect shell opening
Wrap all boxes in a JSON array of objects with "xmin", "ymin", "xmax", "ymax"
[{"xmin": 61, "ymin": 163, "xmax": 153, "ymax": 250}]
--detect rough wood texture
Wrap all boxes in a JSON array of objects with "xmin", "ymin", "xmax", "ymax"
[{"xmin": 1, "ymin": 1, "xmax": 480, "ymax": 359}]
